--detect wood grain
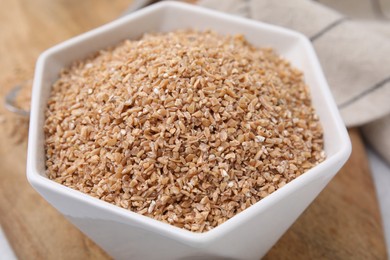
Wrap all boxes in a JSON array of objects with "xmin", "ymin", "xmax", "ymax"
[
  {"xmin": 264, "ymin": 129, "xmax": 387, "ymax": 259},
  {"xmin": 0, "ymin": 0, "xmax": 387, "ymax": 259},
  {"xmin": 0, "ymin": 0, "xmax": 130, "ymax": 259}
]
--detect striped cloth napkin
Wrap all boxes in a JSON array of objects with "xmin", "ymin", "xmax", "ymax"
[{"xmin": 196, "ymin": 0, "xmax": 390, "ymax": 164}]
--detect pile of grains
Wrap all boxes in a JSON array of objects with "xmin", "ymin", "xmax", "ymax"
[{"xmin": 45, "ymin": 30, "xmax": 325, "ymax": 232}]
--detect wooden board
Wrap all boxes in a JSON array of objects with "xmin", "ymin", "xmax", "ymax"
[
  {"xmin": 264, "ymin": 129, "xmax": 387, "ymax": 259},
  {"xmin": 0, "ymin": 0, "xmax": 386, "ymax": 259}
]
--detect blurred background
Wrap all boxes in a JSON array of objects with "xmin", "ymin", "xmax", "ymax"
[{"xmin": 0, "ymin": 0, "xmax": 389, "ymax": 259}]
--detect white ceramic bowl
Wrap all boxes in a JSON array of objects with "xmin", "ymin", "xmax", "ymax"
[{"xmin": 27, "ymin": 2, "xmax": 351, "ymax": 259}]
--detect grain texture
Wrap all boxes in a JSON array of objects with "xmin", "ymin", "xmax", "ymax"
[{"xmin": 0, "ymin": 0, "xmax": 386, "ymax": 259}]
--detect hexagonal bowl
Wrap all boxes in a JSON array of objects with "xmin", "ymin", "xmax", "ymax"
[{"xmin": 27, "ymin": 1, "xmax": 351, "ymax": 259}]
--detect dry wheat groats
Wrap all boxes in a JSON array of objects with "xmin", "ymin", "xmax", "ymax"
[{"xmin": 44, "ymin": 30, "xmax": 325, "ymax": 233}]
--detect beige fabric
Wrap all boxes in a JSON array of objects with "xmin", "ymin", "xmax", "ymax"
[
  {"xmin": 197, "ymin": 0, "xmax": 390, "ymax": 163},
  {"xmin": 363, "ymin": 115, "xmax": 390, "ymax": 163},
  {"xmin": 248, "ymin": 0, "xmax": 343, "ymax": 37},
  {"xmin": 379, "ymin": 0, "xmax": 390, "ymax": 18},
  {"xmin": 319, "ymin": 0, "xmax": 380, "ymax": 19}
]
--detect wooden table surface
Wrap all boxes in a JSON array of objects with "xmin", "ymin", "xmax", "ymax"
[{"xmin": 0, "ymin": 0, "xmax": 387, "ymax": 259}]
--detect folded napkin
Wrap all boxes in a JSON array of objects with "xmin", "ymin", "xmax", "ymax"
[{"xmin": 197, "ymin": 0, "xmax": 390, "ymax": 164}]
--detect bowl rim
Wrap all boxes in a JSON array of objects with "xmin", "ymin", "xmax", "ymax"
[{"xmin": 26, "ymin": 1, "xmax": 351, "ymax": 246}]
